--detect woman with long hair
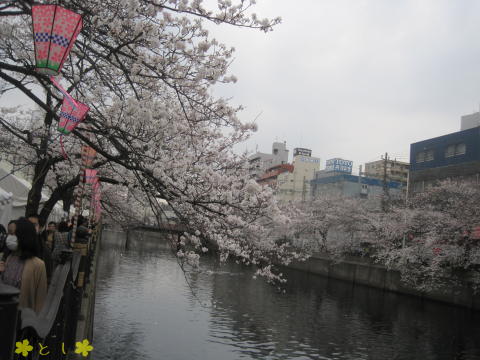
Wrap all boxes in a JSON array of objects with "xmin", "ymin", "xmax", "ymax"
[{"xmin": 0, "ymin": 217, "xmax": 47, "ymax": 313}]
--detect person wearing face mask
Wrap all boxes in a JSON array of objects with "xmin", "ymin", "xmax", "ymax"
[
  {"xmin": 0, "ymin": 220, "xmax": 17, "ymax": 265},
  {"xmin": 5, "ymin": 233, "xmax": 17, "ymax": 251},
  {"xmin": 0, "ymin": 217, "xmax": 47, "ymax": 313}
]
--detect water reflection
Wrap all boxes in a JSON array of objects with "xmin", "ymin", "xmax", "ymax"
[{"xmin": 93, "ymin": 231, "xmax": 480, "ymax": 360}]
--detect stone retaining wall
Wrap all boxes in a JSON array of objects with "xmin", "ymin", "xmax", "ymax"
[{"xmin": 286, "ymin": 254, "xmax": 480, "ymax": 311}]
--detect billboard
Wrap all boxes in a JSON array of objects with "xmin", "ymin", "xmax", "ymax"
[
  {"xmin": 299, "ymin": 156, "xmax": 320, "ymax": 164},
  {"xmin": 293, "ymin": 148, "xmax": 312, "ymax": 157},
  {"xmin": 325, "ymin": 158, "xmax": 353, "ymax": 173}
]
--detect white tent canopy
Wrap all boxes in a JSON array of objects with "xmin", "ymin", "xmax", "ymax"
[
  {"xmin": 0, "ymin": 186, "xmax": 13, "ymax": 228},
  {"xmin": 0, "ymin": 165, "xmax": 64, "ymax": 225}
]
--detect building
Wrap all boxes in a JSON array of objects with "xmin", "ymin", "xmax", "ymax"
[
  {"xmin": 277, "ymin": 152, "xmax": 320, "ymax": 201},
  {"xmin": 409, "ymin": 126, "xmax": 480, "ymax": 195},
  {"xmin": 314, "ymin": 158, "xmax": 353, "ymax": 179},
  {"xmin": 311, "ymin": 173, "xmax": 403, "ymax": 200},
  {"xmin": 293, "ymin": 148, "xmax": 312, "ymax": 157},
  {"xmin": 364, "ymin": 159, "xmax": 409, "ymax": 185},
  {"xmin": 326, "ymin": 158, "xmax": 353, "ymax": 174},
  {"xmin": 248, "ymin": 142, "xmax": 289, "ymax": 179},
  {"xmin": 257, "ymin": 164, "xmax": 294, "ymax": 187},
  {"xmin": 461, "ymin": 112, "xmax": 480, "ymax": 131}
]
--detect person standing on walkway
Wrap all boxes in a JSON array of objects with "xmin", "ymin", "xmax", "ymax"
[
  {"xmin": 52, "ymin": 221, "xmax": 71, "ymax": 265},
  {"xmin": 0, "ymin": 217, "xmax": 47, "ymax": 314},
  {"xmin": 75, "ymin": 215, "xmax": 91, "ymax": 244},
  {"xmin": 1, "ymin": 220, "xmax": 17, "ymax": 264},
  {"xmin": 46, "ymin": 221, "xmax": 56, "ymax": 252},
  {"xmin": 27, "ymin": 214, "xmax": 53, "ymax": 282}
]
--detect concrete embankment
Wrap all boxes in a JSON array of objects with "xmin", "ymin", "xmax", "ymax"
[{"xmin": 286, "ymin": 254, "xmax": 480, "ymax": 311}]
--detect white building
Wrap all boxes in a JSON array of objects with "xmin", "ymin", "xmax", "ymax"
[
  {"xmin": 248, "ymin": 141, "xmax": 289, "ymax": 179},
  {"xmin": 461, "ymin": 112, "xmax": 480, "ymax": 130},
  {"xmin": 364, "ymin": 159, "xmax": 409, "ymax": 185},
  {"xmin": 277, "ymin": 153, "xmax": 320, "ymax": 202}
]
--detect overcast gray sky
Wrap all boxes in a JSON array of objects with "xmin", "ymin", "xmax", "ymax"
[{"xmin": 212, "ymin": 0, "xmax": 480, "ymax": 172}]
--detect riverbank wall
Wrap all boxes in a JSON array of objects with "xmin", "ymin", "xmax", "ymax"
[{"xmin": 286, "ymin": 254, "xmax": 480, "ymax": 311}]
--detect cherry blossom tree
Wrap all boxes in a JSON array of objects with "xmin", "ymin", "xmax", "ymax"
[
  {"xmin": 367, "ymin": 180, "xmax": 480, "ymax": 290},
  {"xmin": 286, "ymin": 195, "xmax": 374, "ymax": 256},
  {"xmin": 287, "ymin": 181, "xmax": 480, "ymax": 290},
  {"xmin": 0, "ymin": 1, "xmax": 313, "ymax": 279}
]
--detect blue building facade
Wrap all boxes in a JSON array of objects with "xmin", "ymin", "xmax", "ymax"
[
  {"xmin": 310, "ymin": 174, "xmax": 402, "ymax": 200},
  {"xmin": 409, "ymin": 126, "xmax": 480, "ymax": 193}
]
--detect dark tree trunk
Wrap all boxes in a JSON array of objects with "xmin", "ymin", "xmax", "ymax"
[
  {"xmin": 38, "ymin": 175, "xmax": 120, "ymax": 225},
  {"xmin": 25, "ymin": 94, "xmax": 54, "ymax": 224},
  {"xmin": 38, "ymin": 176, "xmax": 79, "ymax": 226},
  {"xmin": 25, "ymin": 157, "xmax": 51, "ymax": 222}
]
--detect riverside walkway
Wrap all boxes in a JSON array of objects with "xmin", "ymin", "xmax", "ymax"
[{"xmin": 0, "ymin": 224, "xmax": 103, "ymax": 360}]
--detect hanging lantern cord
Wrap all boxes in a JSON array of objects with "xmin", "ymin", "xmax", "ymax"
[{"xmin": 50, "ymin": 75, "xmax": 78, "ymax": 109}]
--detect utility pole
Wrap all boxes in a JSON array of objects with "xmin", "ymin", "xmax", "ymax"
[
  {"xmin": 358, "ymin": 164, "xmax": 362, "ymax": 197},
  {"xmin": 302, "ymin": 175, "xmax": 306, "ymax": 202},
  {"xmin": 382, "ymin": 152, "xmax": 390, "ymax": 212},
  {"xmin": 402, "ymin": 170, "xmax": 410, "ymax": 248}
]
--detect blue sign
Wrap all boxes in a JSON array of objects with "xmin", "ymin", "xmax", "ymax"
[
  {"xmin": 325, "ymin": 158, "xmax": 352, "ymax": 173},
  {"xmin": 299, "ymin": 156, "xmax": 320, "ymax": 164}
]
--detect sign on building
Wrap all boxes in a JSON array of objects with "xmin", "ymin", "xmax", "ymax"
[
  {"xmin": 293, "ymin": 148, "xmax": 312, "ymax": 157},
  {"xmin": 325, "ymin": 158, "xmax": 353, "ymax": 173},
  {"xmin": 299, "ymin": 157, "xmax": 320, "ymax": 164}
]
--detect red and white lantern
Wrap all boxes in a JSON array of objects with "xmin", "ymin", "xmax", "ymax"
[
  {"xmin": 81, "ymin": 146, "xmax": 97, "ymax": 169},
  {"xmin": 32, "ymin": 5, "xmax": 83, "ymax": 76},
  {"xmin": 57, "ymin": 97, "xmax": 89, "ymax": 135},
  {"xmin": 91, "ymin": 181, "xmax": 102, "ymax": 223},
  {"xmin": 84, "ymin": 169, "xmax": 98, "ymax": 184}
]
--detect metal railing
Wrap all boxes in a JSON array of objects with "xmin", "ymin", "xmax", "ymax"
[{"xmin": 0, "ymin": 224, "xmax": 102, "ymax": 360}]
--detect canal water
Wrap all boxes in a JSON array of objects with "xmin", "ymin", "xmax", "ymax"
[{"xmin": 93, "ymin": 230, "xmax": 480, "ymax": 360}]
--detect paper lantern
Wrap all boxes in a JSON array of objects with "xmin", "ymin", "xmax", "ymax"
[
  {"xmin": 58, "ymin": 97, "xmax": 89, "ymax": 135},
  {"xmin": 81, "ymin": 146, "xmax": 97, "ymax": 168},
  {"xmin": 32, "ymin": 5, "xmax": 83, "ymax": 76},
  {"xmin": 91, "ymin": 180, "xmax": 102, "ymax": 223},
  {"xmin": 84, "ymin": 169, "xmax": 98, "ymax": 184}
]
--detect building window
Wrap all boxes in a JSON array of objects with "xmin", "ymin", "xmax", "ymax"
[
  {"xmin": 455, "ymin": 143, "xmax": 466, "ymax": 155},
  {"xmin": 416, "ymin": 150, "xmax": 434, "ymax": 163},
  {"xmin": 444, "ymin": 143, "xmax": 466, "ymax": 158},
  {"xmin": 425, "ymin": 149, "xmax": 434, "ymax": 161},
  {"xmin": 445, "ymin": 145, "xmax": 455, "ymax": 158},
  {"xmin": 415, "ymin": 152, "xmax": 425, "ymax": 163}
]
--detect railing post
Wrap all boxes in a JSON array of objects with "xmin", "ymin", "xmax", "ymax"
[{"xmin": 0, "ymin": 283, "xmax": 20, "ymax": 360}]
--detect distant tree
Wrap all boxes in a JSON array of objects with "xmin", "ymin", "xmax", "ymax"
[
  {"xmin": 288, "ymin": 195, "xmax": 372, "ymax": 255},
  {"xmin": 371, "ymin": 180, "xmax": 480, "ymax": 290},
  {"xmin": 290, "ymin": 181, "xmax": 480, "ymax": 290}
]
